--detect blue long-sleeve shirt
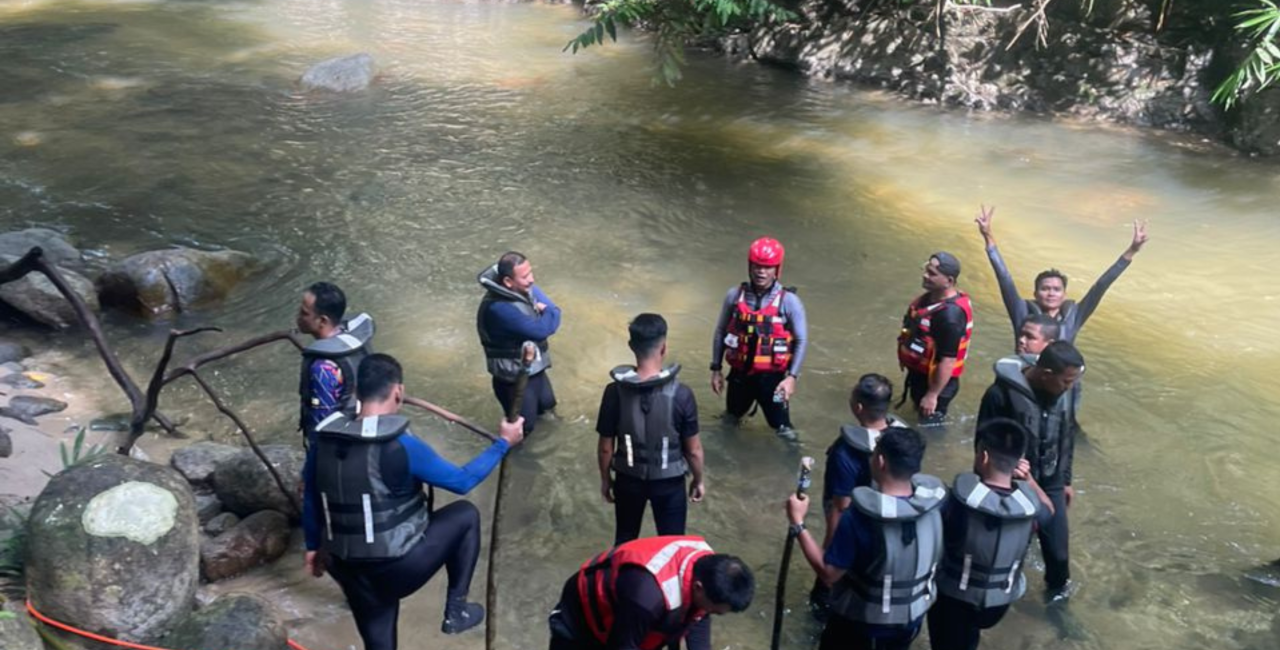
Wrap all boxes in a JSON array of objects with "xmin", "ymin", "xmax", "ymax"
[
  {"xmin": 303, "ymin": 428, "xmax": 509, "ymax": 550},
  {"xmin": 482, "ymin": 285, "xmax": 561, "ymax": 344}
]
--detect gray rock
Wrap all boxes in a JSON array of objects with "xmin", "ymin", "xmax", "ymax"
[
  {"xmin": 6, "ymin": 395, "xmax": 67, "ymax": 419},
  {"xmin": 195, "ymin": 492, "xmax": 222, "ymax": 524},
  {"xmin": 1230, "ymin": 87, "xmax": 1280, "ymax": 156},
  {"xmin": 0, "ymin": 254, "xmax": 99, "ymax": 329},
  {"xmin": 0, "ymin": 228, "xmax": 82, "ymax": 269},
  {"xmin": 96, "ymin": 247, "xmax": 258, "ymax": 316},
  {"xmin": 0, "ymin": 361, "xmax": 24, "ymax": 374},
  {"xmin": 301, "ymin": 53, "xmax": 377, "ymax": 92},
  {"xmin": 0, "ymin": 339, "xmax": 30, "ymax": 364},
  {"xmin": 1, "ymin": 373, "xmax": 43, "ymax": 389},
  {"xmin": 159, "ymin": 593, "xmax": 287, "ymax": 650},
  {"xmin": 171, "ymin": 441, "xmax": 240, "ymax": 487},
  {"xmin": 25, "ymin": 454, "xmax": 200, "ymax": 642},
  {"xmin": 0, "ymin": 426, "xmax": 10, "ymax": 457},
  {"xmin": 0, "ymin": 600, "xmax": 43, "ymax": 650},
  {"xmin": 212, "ymin": 445, "xmax": 303, "ymax": 518},
  {"xmin": 203, "ymin": 512, "xmax": 240, "ymax": 536},
  {"xmin": 199, "ymin": 510, "xmax": 291, "ymax": 582}
]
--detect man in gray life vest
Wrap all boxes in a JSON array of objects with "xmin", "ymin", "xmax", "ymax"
[
  {"xmin": 977, "ymin": 341, "xmax": 1085, "ymax": 601},
  {"xmin": 477, "ymin": 251, "xmax": 562, "ymax": 433},
  {"xmin": 927, "ymin": 418, "xmax": 1055, "ymax": 650},
  {"xmin": 302, "ymin": 354, "xmax": 525, "ymax": 650},
  {"xmin": 596, "ymin": 313, "xmax": 706, "ymax": 545},
  {"xmin": 787, "ymin": 427, "xmax": 945, "ymax": 650},
  {"xmin": 295, "ymin": 281, "xmax": 374, "ymax": 442}
]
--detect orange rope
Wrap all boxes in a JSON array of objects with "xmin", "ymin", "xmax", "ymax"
[{"xmin": 26, "ymin": 599, "xmax": 315, "ymax": 650}]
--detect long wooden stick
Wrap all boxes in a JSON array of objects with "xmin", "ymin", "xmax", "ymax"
[
  {"xmin": 403, "ymin": 396, "xmax": 497, "ymax": 442},
  {"xmin": 485, "ymin": 343, "xmax": 535, "ymax": 650},
  {"xmin": 770, "ymin": 457, "xmax": 814, "ymax": 650}
]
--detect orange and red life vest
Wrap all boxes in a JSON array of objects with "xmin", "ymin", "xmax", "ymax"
[
  {"xmin": 725, "ymin": 283, "xmax": 794, "ymax": 374},
  {"xmin": 576, "ymin": 536, "xmax": 713, "ymax": 650},
  {"xmin": 897, "ymin": 291, "xmax": 974, "ymax": 378}
]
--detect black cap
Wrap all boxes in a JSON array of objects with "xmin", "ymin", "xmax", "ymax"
[{"xmin": 930, "ymin": 252, "xmax": 961, "ymax": 279}]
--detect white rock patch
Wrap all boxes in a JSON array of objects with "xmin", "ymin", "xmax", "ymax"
[{"xmin": 83, "ymin": 481, "xmax": 177, "ymax": 544}]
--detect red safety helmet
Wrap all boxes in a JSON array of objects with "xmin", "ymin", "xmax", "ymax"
[{"xmin": 749, "ymin": 237, "xmax": 785, "ymax": 270}]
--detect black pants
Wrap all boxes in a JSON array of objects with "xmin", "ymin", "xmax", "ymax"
[
  {"xmin": 547, "ymin": 577, "xmax": 685, "ymax": 650},
  {"xmin": 613, "ymin": 475, "xmax": 687, "ymax": 546},
  {"xmin": 492, "ymin": 371, "xmax": 556, "ymax": 433},
  {"xmin": 926, "ymin": 595, "xmax": 1010, "ymax": 650},
  {"xmin": 327, "ymin": 501, "xmax": 481, "ymax": 650},
  {"xmin": 1039, "ymin": 486, "xmax": 1070, "ymax": 590},
  {"xmin": 726, "ymin": 370, "xmax": 792, "ymax": 429},
  {"xmin": 905, "ymin": 371, "xmax": 959, "ymax": 417},
  {"xmin": 820, "ymin": 615, "xmax": 921, "ymax": 650}
]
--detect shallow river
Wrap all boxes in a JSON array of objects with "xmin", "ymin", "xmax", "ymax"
[{"xmin": 2, "ymin": 1, "xmax": 1279, "ymax": 648}]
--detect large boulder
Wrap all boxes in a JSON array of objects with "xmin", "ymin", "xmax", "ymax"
[
  {"xmin": 0, "ymin": 228, "xmax": 82, "ymax": 269},
  {"xmin": 170, "ymin": 441, "xmax": 240, "ymax": 488},
  {"xmin": 96, "ymin": 247, "xmax": 257, "ymax": 316},
  {"xmin": 1230, "ymin": 87, "xmax": 1280, "ymax": 156},
  {"xmin": 159, "ymin": 593, "xmax": 287, "ymax": 650},
  {"xmin": 301, "ymin": 53, "xmax": 376, "ymax": 92},
  {"xmin": 25, "ymin": 454, "xmax": 200, "ymax": 643},
  {"xmin": 211, "ymin": 445, "xmax": 303, "ymax": 518},
  {"xmin": 0, "ymin": 254, "xmax": 99, "ymax": 329},
  {"xmin": 199, "ymin": 510, "xmax": 291, "ymax": 582}
]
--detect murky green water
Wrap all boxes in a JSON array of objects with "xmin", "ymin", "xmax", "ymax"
[{"xmin": 3, "ymin": 0, "xmax": 1280, "ymax": 648}]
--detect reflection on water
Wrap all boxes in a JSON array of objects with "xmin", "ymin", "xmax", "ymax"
[{"xmin": 2, "ymin": 1, "xmax": 1279, "ymax": 648}]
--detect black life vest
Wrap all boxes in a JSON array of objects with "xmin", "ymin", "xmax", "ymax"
[
  {"xmin": 313, "ymin": 413, "xmax": 431, "ymax": 561},
  {"xmin": 829, "ymin": 475, "xmax": 946, "ymax": 626},
  {"xmin": 299, "ymin": 313, "xmax": 375, "ymax": 436},
  {"xmin": 608, "ymin": 364, "xmax": 688, "ymax": 482},
  {"xmin": 476, "ymin": 264, "xmax": 551, "ymax": 382},
  {"xmin": 937, "ymin": 473, "xmax": 1039, "ymax": 609},
  {"xmin": 991, "ymin": 356, "xmax": 1077, "ymax": 486}
]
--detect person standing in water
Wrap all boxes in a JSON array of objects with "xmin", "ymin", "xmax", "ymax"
[
  {"xmin": 710, "ymin": 237, "xmax": 809, "ymax": 441},
  {"xmin": 1016, "ymin": 313, "xmax": 1060, "ymax": 357},
  {"xmin": 897, "ymin": 252, "xmax": 974, "ymax": 426},
  {"xmin": 477, "ymin": 251, "xmax": 562, "ymax": 433},
  {"xmin": 597, "ymin": 313, "xmax": 706, "ymax": 545},
  {"xmin": 295, "ymin": 281, "xmax": 374, "ymax": 443},
  {"xmin": 975, "ymin": 205, "xmax": 1149, "ymax": 346}
]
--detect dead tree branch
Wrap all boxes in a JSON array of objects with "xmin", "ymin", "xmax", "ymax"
[{"xmin": 403, "ymin": 396, "xmax": 497, "ymax": 442}]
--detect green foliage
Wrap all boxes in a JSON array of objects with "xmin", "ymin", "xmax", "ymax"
[
  {"xmin": 564, "ymin": 0, "xmax": 795, "ymax": 85},
  {"xmin": 58, "ymin": 427, "xmax": 106, "ymax": 470},
  {"xmin": 1213, "ymin": 0, "xmax": 1280, "ymax": 108}
]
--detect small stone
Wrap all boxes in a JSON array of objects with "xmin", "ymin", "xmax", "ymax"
[
  {"xmin": 1, "ymin": 373, "xmax": 44, "ymax": 389},
  {"xmin": 0, "ymin": 361, "xmax": 24, "ymax": 374},
  {"xmin": 199, "ymin": 510, "xmax": 291, "ymax": 581},
  {"xmin": 203, "ymin": 512, "xmax": 240, "ymax": 536},
  {"xmin": 171, "ymin": 441, "xmax": 240, "ymax": 487},
  {"xmin": 13, "ymin": 131, "xmax": 42, "ymax": 147},
  {"xmin": 194, "ymin": 492, "xmax": 222, "ymax": 524}
]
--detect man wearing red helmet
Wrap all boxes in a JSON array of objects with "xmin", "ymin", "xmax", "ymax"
[{"xmin": 710, "ymin": 237, "xmax": 809, "ymax": 441}]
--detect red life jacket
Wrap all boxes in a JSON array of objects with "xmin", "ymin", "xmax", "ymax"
[
  {"xmin": 725, "ymin": 283, "xmax": 793, "ymax": 374},
  {"xmin": 897, "ymin": 291, "xmax": 974, "ymax": 378},
  {"xmin": 576, "ymin": 536, "xmax": 714, "ymax": 650}
]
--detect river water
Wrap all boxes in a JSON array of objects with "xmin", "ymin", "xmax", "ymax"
[{"xmin": 2, "ymin": 0, "xmax": 1279, "ymax": 648}]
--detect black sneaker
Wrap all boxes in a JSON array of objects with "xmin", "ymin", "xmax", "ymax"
[
  {"xmin": 775, "ymin": 426, "xmax": 798, "ymax": 442},
  {"xmin": 441, "ymin": 602, "xmax": 485, "ymax": 635}
]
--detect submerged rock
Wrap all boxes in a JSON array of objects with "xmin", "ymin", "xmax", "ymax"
[
  {"xmin": 25, "ymin": 454, "xmax": 200, "ymax": 642},
  {"xmin": 0, "ymin": 228, "xmax": 82, "ymax": 269},
  {"xmin": 0, "ymin": 373, "xmax": 44, "ymax": 389},
  {"xmin": 211, "ymin": 445, "xmax": 303, "ymax": 518},
  {"xmin": 159, "ymin": 593, "xmax": 287, "ymax": 650},
  {"xmin": 199, "ymin": 510, "xmax": 291, "ymax": 582},
  {"xmin": 0, "ymin": 254, "xmax": 99, "ymax": 329},
  {"xmin": 171, "ymin": 441, "xmax": 240, "ymax": 488},
  {"xmin": 96, "ymin": 247, "xmax": 258, "ymax": 316},
  {"xmin": 301, "ymin": 53, "xmax": 377, "ymax": 92},
  {"xmin": 0, "ymin": 339, "xmax": 30, "ymax": 364},
  {"xmin": 6, "ymin": 395, "xmax": 68, "ymax": 419}
]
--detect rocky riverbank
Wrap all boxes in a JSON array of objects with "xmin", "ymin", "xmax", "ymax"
[{"xmin": 713, "ymin": 0, "xmax": 1280, "ymax": 156}]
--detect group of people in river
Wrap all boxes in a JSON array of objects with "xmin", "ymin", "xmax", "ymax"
[{"xmin": 290, "ymin": 206, "xmax": 1150, "ymax": 650}]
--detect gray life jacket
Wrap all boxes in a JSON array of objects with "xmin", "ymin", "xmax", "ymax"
[
  {"xmin": 937, "ymin": 473, "xmax": 1039, "ymax": 609},
  {"xmin": 835, "ymin": 415, "xmax": 908, "ymax": 456},
  {"xmin": 313, "ymin": 413, "xmax": 431, "ymax": 561},
  {"xmin": 992, "ymin": 356, "xmax": 1076, "ymax": 486},
  {"xmin": 476, "ymin": 264, "xmax": 551, "ymax": 382},
  {"xmin": 1024, "ymin": 299, "xmax": 1079, "ymax": 343},
  {"xmin": 608, "ymin": 364, "xmax": 689, "ymax": 482},
  {"xmin": 299, "ymin": 313, "xmax": 375, "ymax": 434},
  {"xmin": 830, "ymin": 474, "xmax": 946, "ymax": 626}
]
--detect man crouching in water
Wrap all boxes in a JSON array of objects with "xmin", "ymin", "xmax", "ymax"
[{"xmin": 303, "ymin": 353, "xmax": 525, "ymax": 650}]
